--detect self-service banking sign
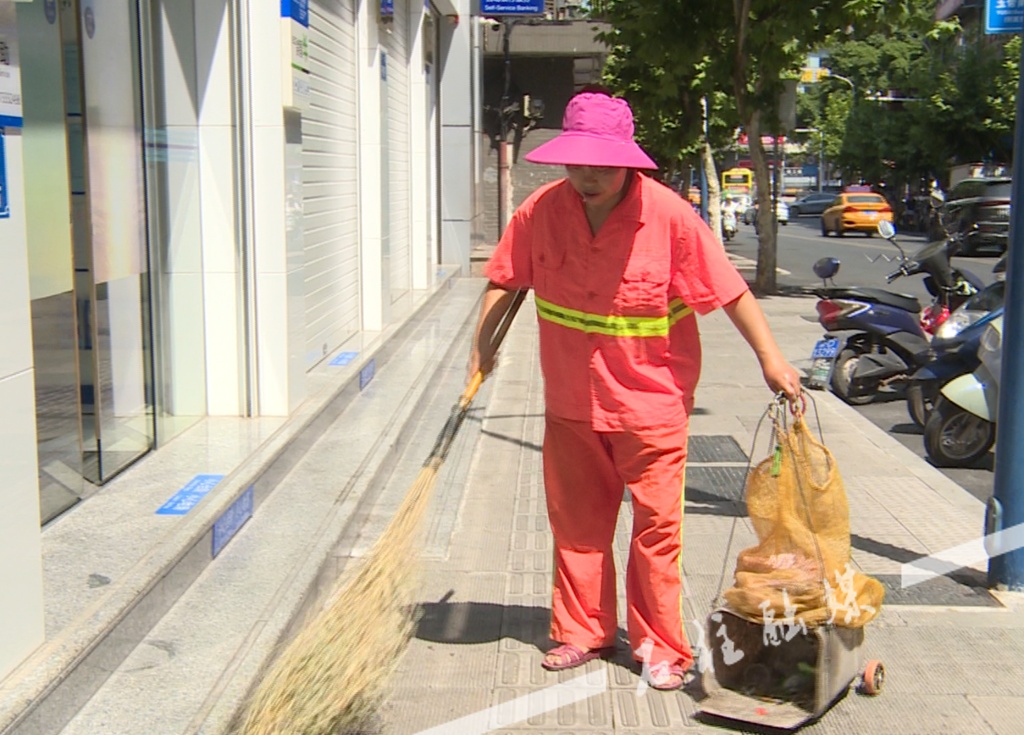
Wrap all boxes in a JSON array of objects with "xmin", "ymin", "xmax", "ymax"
[
  {"xmin": 481, "ymin": 0, "xmax": 545, "ymax": 14},
  {"xmin": 281, "ymin": 0, "xmax": 310, "ymax": 110},
  {"xmin": 986, "ymin": 0, "xmax": 1024, "ymax": 34}
]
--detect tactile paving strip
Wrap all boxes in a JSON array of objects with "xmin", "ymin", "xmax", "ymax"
[
  {"xmin": 873, "ymin": 573, "xmax": 1001, "ymax": 607},
  {"xmin": 684, "ymin": 466, "xmax": 748, "ymax": 504},
  {"xmin": 687, "ymin": 435, "xmax": 749, "ymax": 464}
]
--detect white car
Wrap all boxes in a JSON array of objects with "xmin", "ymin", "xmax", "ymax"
[{"xmin": 743, "ymin": 200, "xmax": 789, "ymax": 227}]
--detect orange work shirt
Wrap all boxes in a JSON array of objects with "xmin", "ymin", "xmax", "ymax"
[{"xmin": 486, "ymin": 173, "xmax": 748, "ymax": 431}]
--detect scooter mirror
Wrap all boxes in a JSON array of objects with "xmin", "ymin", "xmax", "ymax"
[
  {"xmin": 813, "ymin": 256, "xmax": 841, "ymax": 280},
  {"xmin": 877, "ymin": 220, "xmax": 896, "ymax": 239}
]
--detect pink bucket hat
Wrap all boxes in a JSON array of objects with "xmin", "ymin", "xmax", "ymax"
[{"xmin": 524, "ymin": 92, "xmax": 658, "ymax": 170}]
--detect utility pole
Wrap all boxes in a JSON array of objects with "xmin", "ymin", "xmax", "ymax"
[
  {"xmin": 989, "ymin": 38, "xmax": 1024, "ymax": 590},
  {"xmin": 699, "ymin": 97, "xmax": 709, "ymax": 223}
]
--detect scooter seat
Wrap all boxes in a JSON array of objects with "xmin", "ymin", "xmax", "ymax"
[{"xmin": 824, "ymin": 287, "xmax": 921, "ymax": 314}]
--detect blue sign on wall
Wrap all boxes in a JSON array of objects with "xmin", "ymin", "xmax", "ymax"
[
  {"xmin": 381, "ymin": 0, "xmax": 395, "ymax": 18},
  {"xmin": 986, "ymin": 0, "xmax": 1024, "ymax": 33},
  {"xmin": 0, "ymin": 131, "xmax": 9, "ymax": 220},
  {"xmin": 280, "ymin": 0, "xmax": 310, "ymax": 27},
  {"xmin": 156, "ymin": 474, "xmax": 224, "ymax": 515},
  {"xmin": 481, "ymin": 0, "xmax": 546, "ymax": 15},
  {"xmin": 212, "ymin": 486, "xmax": 254, "ymax": 557},
  {"xmin": 359, "ymin": 358, "xmax": 376, "ymax": 390}
]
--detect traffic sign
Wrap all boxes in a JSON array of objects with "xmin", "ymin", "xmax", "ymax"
[
  {"xmin": 986, "ymin": 0, "xmax": 1024, "ymax": 34},
  {"xmin": 481, "ymin": 0, "xmax": 545, "ymax": 15}
]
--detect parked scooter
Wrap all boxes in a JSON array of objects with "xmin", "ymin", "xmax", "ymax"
[
  {"xmin": 905, "ymin": 279, "xmax": 1005, "ymax": 427},
  {"xmin": 923, "ymin": 315, "xmax": 1001, "ymax": 467},
  {"xmin": 809, "ymin": 220, "xmax": 983, "ymax": 405}
]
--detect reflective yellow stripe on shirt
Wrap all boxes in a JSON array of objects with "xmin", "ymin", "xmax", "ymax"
[{"xmin": 534, "ymin": 295, "xmax": 693, "ymax": 338}]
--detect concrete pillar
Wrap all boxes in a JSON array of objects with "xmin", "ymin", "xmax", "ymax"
[{"xmin": 0, "ymin": 123, "xmax": 45, "ymax": 679}]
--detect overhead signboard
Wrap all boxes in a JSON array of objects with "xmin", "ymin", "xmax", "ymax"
[
  {"xmin": 481, "ymin": 0, "xmax": 545, "ymax": 15},
  {"xmin": 986, "ymin": 0, "xmax": 1024, "ymax": 34}
]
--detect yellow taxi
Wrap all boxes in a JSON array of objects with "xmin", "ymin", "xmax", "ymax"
[{"xmin": 820, "ymin": 191, "xmax": 893, "ymax": 236}]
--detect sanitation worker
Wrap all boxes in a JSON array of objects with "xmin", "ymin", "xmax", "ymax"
[{"xmin": 469, "ymin": 89, "xmax": 801, "ymax": 691}]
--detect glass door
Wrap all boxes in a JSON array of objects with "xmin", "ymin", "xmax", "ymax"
[{"xmin": 70, "ymin": 0, "xmax": 154, "ymax": 483}]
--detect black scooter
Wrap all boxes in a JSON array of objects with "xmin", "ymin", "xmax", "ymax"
[{"xmin": 809, "ymin": 221, "xmax": 983, "ymax": 405}]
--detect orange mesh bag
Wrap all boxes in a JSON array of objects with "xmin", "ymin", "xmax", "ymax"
[{"xmin": 723, "ymin": 404, "xmax": 884, "ymax": 628}]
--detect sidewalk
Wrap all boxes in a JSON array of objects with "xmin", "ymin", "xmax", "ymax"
[{"xmin": 379, "ymin": 289, "xmax": 1024, "ymax": 734}]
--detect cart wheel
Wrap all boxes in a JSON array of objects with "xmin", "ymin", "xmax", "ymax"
[{"xmin": 860, "ymin": 660, "xmax": 885, "ymax": 696}]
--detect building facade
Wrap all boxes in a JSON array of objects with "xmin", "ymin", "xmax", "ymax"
[{"xmin": 1, "ymin": 0, "xmax": 486, "ymax": 682}]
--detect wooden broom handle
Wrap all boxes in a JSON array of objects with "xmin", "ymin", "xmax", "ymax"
[{"xmin": 460, "ymin": 289, "xmax": 528, "ymax": 406}]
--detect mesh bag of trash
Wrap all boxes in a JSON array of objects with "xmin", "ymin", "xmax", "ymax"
[{"xmin": 723, "ymin": 404, "xmax": 884, "ymax": 628}]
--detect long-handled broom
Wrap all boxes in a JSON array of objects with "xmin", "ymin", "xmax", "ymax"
[{"xmin": 236, "ymin": 288, "xmax": 528, "ymax": 735}]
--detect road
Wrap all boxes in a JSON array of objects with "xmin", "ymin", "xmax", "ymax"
[{"xmin": 726, "ymin": 215, "xmax": 1002, "ymax": 503}]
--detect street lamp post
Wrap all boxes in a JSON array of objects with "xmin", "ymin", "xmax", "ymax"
[
  {"xmin": 498, "ymin": 18, "xmax": 517, "ymax": 235},
  {"xmin": 823, "ymin": 70, "xmax": 856, "ymax": 98}
]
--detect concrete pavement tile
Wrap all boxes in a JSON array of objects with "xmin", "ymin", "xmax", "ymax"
[
  {"xmin": 507, "ymin": 528, "xmax": 548, "ymax": 552},
  {"xmin": 497, "ymin": 602, "xmax": 552, "ymax": 655},
  {"xmin": 380, "ymin": 684, "xmax": 495, "ymax": 735},
  {"xmin": 863, "ymin": 655, "xmax": 972, "ymax": 695},
  {"xmin": 483, "ymin": 684, "xmax": 613, "ymax": 731},
  {"xmin": 610, "ymin": 685, "xmax": 697, "ymax": 728},
  {"xmin": 682, "ymin": 534, "xmax": 758, "ymax": 577},
  {"xmin": 967, "ymin": 696, "xmax": 1024, "ymax": 735},
  {"xmin": 797, "ymin": 693, "xmax": 993, "ymax": 735},
  {"xmin": 683, "ymin": 510, "xmax": 754, "ymax": 537},
  {"xmin": 504, "ymin": 572, "xmax": 550, "ymax": 598},
  {"xmin": 508, "ymin": 549, "xmax": 552, "ymax": 573},
  {"xmin": 952, "ymin": 660, "xmax": 1024, "ymax": 697},
  {"xmin": 848, "ymin": 475, "xmax": 986, "ymax": 553},
  {"xmin": 447, "ymin": 538, "xmax": 513, "ymax": 572},
  {"xmin": 512, "ymin": 496, "xmax": 546, "ymax": 516},
  {"xmin": 681, "ymin": 575, "xmax": 733, "ymax": 624}
]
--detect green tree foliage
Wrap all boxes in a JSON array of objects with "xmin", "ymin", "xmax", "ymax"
[
  {"xmin": 805, "ymin": 7, "xmax": 1019, "ymax": 193},
  {"xmin": 595, "ymin": 0, "xmax": 893, "ymax": 294}
]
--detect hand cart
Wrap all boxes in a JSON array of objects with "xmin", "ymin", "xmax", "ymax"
[{"xmin": 697, "ymin": 394, "xmax": 885, "ymax": 730}]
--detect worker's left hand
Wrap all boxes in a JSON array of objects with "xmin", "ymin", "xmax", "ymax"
[{"xmin": 762, "ymin": 357, "xmax": 802, "ymax": 400}]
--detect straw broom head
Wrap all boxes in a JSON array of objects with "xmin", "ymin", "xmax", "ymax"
[
  {"xmin": 236, "ymin": 460, "xmax": 440, "ymax": 735},
  {"xmin": 237, "ymin": 288, "xmax": 526, "ymax": 735}
]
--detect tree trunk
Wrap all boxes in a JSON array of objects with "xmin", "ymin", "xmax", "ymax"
[
  {"xmin": 747, "ymin": 113, "xmax": 778, "ymax": 294},
  {"xmin": 702, "ymin": 139, "xmax": 723, "ymax": 246}
]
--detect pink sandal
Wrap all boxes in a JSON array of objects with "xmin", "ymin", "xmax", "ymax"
[
  {"xmin": 646, "ymin": 661, "xmax": 688, "ymax": 691},
  {"xmin": 541, "ymin": 643, "xmax": 613, "ymax": 671}
]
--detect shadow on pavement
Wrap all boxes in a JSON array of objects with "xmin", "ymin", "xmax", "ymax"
[
  {"xmin": 413, "ymin": 596, "xmax": 644, "ymax": 677},
  {"xmin": 851, "ymin": 533, "xmax": 989, "ymax": 589}
]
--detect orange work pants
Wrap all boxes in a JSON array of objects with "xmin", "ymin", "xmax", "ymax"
[{"xmin": 543, "ymin": 413, "xmax": 693, "ymax": 669}]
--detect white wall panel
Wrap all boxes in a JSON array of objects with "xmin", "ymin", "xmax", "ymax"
[
  {"xmin": 382, "ymin": 0, "xmax": 411, "ymax": 303},
  {"xmin": 303, "ymin": 0, "xmax": 360, "ymax": 367},
  {"xmin": 0, "ymin": 127, "xmax": 44, "ymax": 681}
]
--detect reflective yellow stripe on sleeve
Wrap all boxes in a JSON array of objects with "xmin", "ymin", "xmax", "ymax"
[{"xmin": 534, "ymin": 295, "xmax": 693, "ymax": 337}]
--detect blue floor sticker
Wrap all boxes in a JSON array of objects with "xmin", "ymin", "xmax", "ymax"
[
  {"xmin": 330, "ymin": 351, "xmax": 358, "ymax": 366},
  {"xmin": 156, "ymin": 474, "xmax": 224, "ymax": 515}
]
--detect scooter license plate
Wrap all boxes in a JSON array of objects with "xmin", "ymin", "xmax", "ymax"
[
  {"xmin": 807, "ymin": 338, "xmax": 840, "ymax": 390},
  {"xmin": 811, "ymin": 337, "xmax": 840, "ymax": 359}
]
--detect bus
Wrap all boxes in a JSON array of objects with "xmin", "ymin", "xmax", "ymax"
[{"xmin": 721, "ymin": 167, "xmax": 754, "ymax": 196}]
